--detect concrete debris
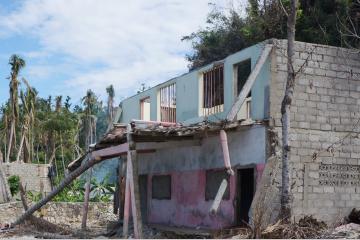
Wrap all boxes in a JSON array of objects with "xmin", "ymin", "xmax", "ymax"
[{"xmin": 325, "ymin": 223, "xmax": 360, "ymax": 239}]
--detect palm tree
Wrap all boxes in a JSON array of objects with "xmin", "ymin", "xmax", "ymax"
[
  {"xmin": 81, "ymin": 89, "xmax": 98, "ymax": 229},
  {"xmin": 6, "ymin": 55, "xmax": 25, "ymax": 162},
  {"xmin": 55, "ymin": 96, "xmax": 63, "ymax": 113},
  {"xmin": 82, "ymin": 90, "xmax": 97, "ymax": 148},
  {"xmin": 106, "ymin": 85, "xmax": 115, "ymax": 129},
  {"xmin": 16, "ymin": 79, "xmax": 36, "ymax": 163}
]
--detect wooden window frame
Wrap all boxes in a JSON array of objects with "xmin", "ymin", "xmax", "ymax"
[
  {"xmin": 152, "ymin": 175, "xmax": 172, "ymax": 200},
  {"xmin": 159, "ymin": 83, "xmax": 176, "ymax": 123}
]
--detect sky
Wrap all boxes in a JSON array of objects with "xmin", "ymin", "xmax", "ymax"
[{"xmin": 0, "ymin": 0, "xmax": 246, "ymax": 107}]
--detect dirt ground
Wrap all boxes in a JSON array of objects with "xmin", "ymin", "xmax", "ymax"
[{"xmin": 2, "ymin": 217, "xmax": 360, "ymax": 239}]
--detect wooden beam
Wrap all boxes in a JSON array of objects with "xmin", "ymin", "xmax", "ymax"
[
  {"xmin": 136, "ymin": 139, "xmax": 201, "ymax": 150},
  {"xmin": 128, "ymin": 150, "xmax": 143, "ymax": 238},
  {"xmin": 123, "ymin": 124, "xmax": 143, "ymax": 238},
  {"xmin": 226, "ymin": 44, "xmax": 273, "ymax": 121},
  {"xmin": 122, "ymin": 159, "xmax": 131, "ymax": 238},
  {"xmin": 92, "ymin": 143, "xmax": 129, "ymax": 159},
  {"xmin": 93, "ymin": 139, "xmax": 201, "ymax": 161}
]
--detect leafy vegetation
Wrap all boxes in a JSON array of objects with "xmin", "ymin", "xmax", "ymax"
[
  {"xmin": 8, "ymin": 175, "xmax": 20, "ymax": 196},
  {"xmin": 0, "ymin": 54, "xmax": 117, "ymax": 183},
  {"xmin": 52, "ymin": 178, "xmax": 86, "ymax": 202},
  {"xmin": 183, "ymin": 0, "xmax": 359, "ymax": 70},
  {"xmin": 21, "ymin": 176, "xmax": 115, "ymax": 203},
  {"xmin": 89, "ymin": 176, "xmax": 115, "ymax": 202}
]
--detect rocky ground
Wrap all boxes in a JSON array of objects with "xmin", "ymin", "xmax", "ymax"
[{"xmin": 1, "ymin": 212, "xmax": 360, "ymax": 239}]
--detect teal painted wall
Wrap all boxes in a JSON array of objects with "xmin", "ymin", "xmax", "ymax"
[{"xmin": 119, "ymin": 41, "xmax": 271, "ymax": 124}]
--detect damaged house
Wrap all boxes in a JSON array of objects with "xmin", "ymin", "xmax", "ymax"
[{"xmin": 70, "ymin": 38, "xmax": 360, "ymax": 235}]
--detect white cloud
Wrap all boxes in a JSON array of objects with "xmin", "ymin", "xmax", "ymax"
[{"xmin": 0, "ymin": 0, "xmax": 235, "ymax": 102}]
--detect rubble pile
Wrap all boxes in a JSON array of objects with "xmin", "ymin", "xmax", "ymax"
[
  {"xmin": 261, "ymin": 216, "xmax": 327, "ymax": 239},
  {"xmin": 323, "ymin": 208, "xmax": 360, "ymax": 239},
  {"xmin": 213, "ymin": 227, "xmax": 252, "ymax": 239},
  {"xmin": 326, "ymin": 223, "xmax": 360, "ymax": 239}
]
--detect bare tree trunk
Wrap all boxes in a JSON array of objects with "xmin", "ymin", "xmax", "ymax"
[
  {"xmin": 81, "ymin": 116, "xmax": 94, "ymax": 229},
  {"xmin": 0, "ymin": 149, "xmax": 3, "ymax": 163},
  {"xmin": 19, "ymin": 183, "xmax": 29, "ymax": 210},
  {"xmin": 60, "ymin": 132, "xmax": 66, "ymax": 175},
  {"xmin": 0, "ymin": 166, "xmax": 11, "ymax": 202},
  {"xmin": 24, "ymin": 134, "xmax": 31, "ymax": 163},
  {"xmin": 280, "ymin": 0, "xmax": 297, "ymax": 221},
  {"xmin": 6, "ymin": 121, "xmax": 15, "ymax": 163},
  {"xmin": 11, "ymin": 154, "xmax": 106, "ymax": 226},
  {"xmin": 16, "ymin": 133, "xmax": 25, "ymax": 162},
  {"xmin": 81, "ymin": 168, "xmax": 92, "ymax": 230}
]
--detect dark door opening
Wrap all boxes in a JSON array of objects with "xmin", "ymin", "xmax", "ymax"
[
  {"xmin": 139, "ymin": 175, "xmax": 148, "ymax": 223},
  {"xmin": 236, "ymin": 168, "xmax": 255, "ymax": 225}
]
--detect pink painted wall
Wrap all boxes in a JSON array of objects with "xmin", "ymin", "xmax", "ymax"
[
  {"xmin": 147, "ymin": 169, "xmax": 236, "ymax": 229},
  {"xmin": 256, "ymin": 163, "xmax": 265, "ymax": 184}
]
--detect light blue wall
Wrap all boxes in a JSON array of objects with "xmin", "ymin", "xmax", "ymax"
[{"xmin": 119, "ymin": 41, "xmax": 271, "ymax": 124}]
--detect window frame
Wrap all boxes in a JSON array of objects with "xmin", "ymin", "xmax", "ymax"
[
  {"xmin": 140, "ymin": 97, "xmax": 151, "ymax": 121},
  {"xmin": 200, "ymin": 64, "xmax": 225, "ymax": 116},
  {"xmin": 205, "ymin": 169, "xmax": 230, "ymax": 201},
  {"xmin": 159, "ymin": 83, "xmax": 176, "ymax": 123},
  {"xmin": 151, "ymin": 175, "xmax": 172, "ymax": 200},
  {"xmin": 233, "ymin": 58, "xmax": 252, "ymax": 98}
]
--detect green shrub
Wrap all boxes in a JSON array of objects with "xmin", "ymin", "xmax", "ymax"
[
  {"xmin": 51, "ymin": 175, "xmax": 115, "ymax": 203},
  {"xmin": 8, "ymin": 175, "xmax": 20, "ymax": 196},
  {"xmin": 53, "ymin": 178, "xmax": 85, "ymax": 202},
  {"xmin": 27, "ymin": 191, "xmax": 42, "ymax": 202},
  {"xmin": 89, "ymin": 175, "xmax": 115, "ymax": 202}
]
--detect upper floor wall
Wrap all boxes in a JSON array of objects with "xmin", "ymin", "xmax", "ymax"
[{"xmin": 119, "ymin": 41, "xmax": 272, "ymax": 124}]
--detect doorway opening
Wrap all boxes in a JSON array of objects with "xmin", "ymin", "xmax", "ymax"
[
  {"xmin": 140, "ymin": 97, "xmax": 151, "ymax": 121},
  {"xmin": 236, "ymin": 168, "xmax": 255, "ymax": 225}
]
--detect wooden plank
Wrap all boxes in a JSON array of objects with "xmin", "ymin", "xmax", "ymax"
[
  {"xmin": 122, "ymin": 159, "xmax": 131, "ymax": 238},
  {"xmin": 93, "ymin": 140, "xmax": 201, "ymax": 161},
  {"xmin": 226, "ymin": 44, "xmax": 273, "ymax": 121},
  {"xmin": 124, "ymin": 123, "xmax": 143, "ymax": 238},
  {"xmin": 92, "ymin": 143, "xmax": 129, "ymax": 159},
  {"xmin": 136, "ymin": 139, "xmax": 201, "ymax": 150},
  {"xmin": 128, "ymin": 150, "xmax": 143, "ymax": 238},
  {"xmin": 118, "ymin": 158, "xmax": 126, "ymax": 219}
]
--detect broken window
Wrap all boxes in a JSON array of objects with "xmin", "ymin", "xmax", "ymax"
[
  {"xmin": 160, "ymin": 83, "xmax": 176, "ymax": 122},
  {"xmin": 202, "ymin": 64, "xmax": 224, "ymax": 116},
  {"xmin": 235, "ymin": 59, "xmax": 251, "ymax": 96},
  {"xmin": 234, "ymin": 59, "xmax": 251, "ymax": 119},
  {"xmin": 205, "ymin": 169, "xmax": 230, "ymax": 201},
  {"xmin": 152, "ymin": 175, "xmax": 171, "ymax": 200},
  {"xmin": 140, "ymin": 97, "xmax": 151, "ymax": 121}
]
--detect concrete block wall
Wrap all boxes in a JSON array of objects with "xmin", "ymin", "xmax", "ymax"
[
  {"xmin": 269, "ymin": 39, "xmax": 360, "ymax": 223},
  {"xmin": 1, "ymin": 163, "xmax": 52, "ymax": 194},
  {"xmin": 0, "ymin": 202, "xmax": 116, "ymax": 228}
]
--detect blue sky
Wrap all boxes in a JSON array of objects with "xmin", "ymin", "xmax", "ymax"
[{"xmin": 0, "ymin": 0, "xmax": 246, "ymax": 107}]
